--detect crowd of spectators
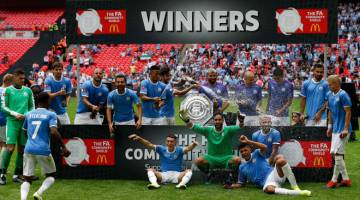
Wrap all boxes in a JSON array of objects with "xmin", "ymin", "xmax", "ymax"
[{"xmin": 28, "ymin": 3, "xmax": 359, "ymax": 94}]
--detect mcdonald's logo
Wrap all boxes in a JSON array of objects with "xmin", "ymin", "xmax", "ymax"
[
  {"xmin": 313, "ymin": 156, "xmax": 325, "ymax": 167},
  {"xmin": 109, "ymin": 24, "xmax": 119, "ymax": 33},
  {"xmin": 310, "ymin": 24, "xmax": 321, "ymax": 32},
  {"xmin": 96, "ymin": 154, "xmax": 108, "ymax": 164}
]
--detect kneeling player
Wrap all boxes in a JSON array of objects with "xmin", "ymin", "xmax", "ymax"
[
  {"xmin": 225, "ymin": 135, "xmax": 311, "ymax": 196},
  {"xmin": 129, "ymin": 133, "xmax": 198, "ymax": 189},
  {"xmin": 20, "ymin": 92, "xmax": 70, "ymax": 200}
]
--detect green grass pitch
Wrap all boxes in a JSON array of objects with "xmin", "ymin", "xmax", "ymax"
[{"xmin": 0, "ymin": 97, "xmax": 359, "ymax": 200}]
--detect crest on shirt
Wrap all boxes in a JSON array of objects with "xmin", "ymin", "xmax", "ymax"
[
  {"xmin": 336, "ymin": 98, "xmax": 340, "ymax": 102},
  {"xmin": 281, "ymin": 88, "xmax": 286, "ymax": 92},
  {"xmin": 319, "ymin": 86, "xmax": 323, "ymax": 90},
  {"xmin": 268, "ymin": 137, "xmax": 272, "ymax": 143},
  {"xmin": 126, "ymin": 97, "xmax": 130, "ymax": 101},
  {"xmin": 253, "ymin": 90, "xmax": 257, "ymax": 94},
  {"xmin": 252, "ymin": 158, "xmax": 256, "ymax": 163},
  {"xmin": 157, "ymin": 87, "xmax": 162, "ymax": 92},
  {"xmin": 23, "ymin": 92, "xmax": 28, "ymax": 97},
  {"xmin": 98, "ymin": 92, "xmax": 102, "ymax": 96},
  {"xmin": 216, "ymin": 89, "xmax": 221, "ymax": 94}
]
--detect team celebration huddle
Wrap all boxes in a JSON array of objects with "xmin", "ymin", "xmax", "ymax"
[{"xmin": 0, "ymin": 59, "xmax": 355, "ymax": 199}]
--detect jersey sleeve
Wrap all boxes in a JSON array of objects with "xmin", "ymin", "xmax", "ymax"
[
  {"xmin": 131, "ymin": 90, "xmax": 140, "ymax": 104},
  {"xmin": 155, "ymin": 145, "xmax": 165, "ymax": 154},
  {"xmin": 99, "ymin": 87, "xmax": 109, "ymax": 105},
  {"xmin": 254, "ymin": 149, "xmax": 265, "ymax": 158},
  {"xmin": 323, "ymin": 82, "xmax": 330, "ymax": 98},
  {"xmin": 81, "ymin": 82, "xmax": 90, "ymax": 97},
  {"xmin": 341, "ymin": 92, "xmax": 352, "ymax": 108},
  {"xmin": 107, "ymin": 92, "xmax": 114, "ymax": 109},
  {"xmin": 49, "ymin": 112, "xmax": 58, "ymax": 128},
  {"xmin": 43, "ymin": 78, "xmax": 51, "ymax": 92},
  {"xmin": 66, "ymin": 79, "xmax": 73, "ymax": 94},
  {"xmin": 140, "ymin": 80, "xmax": 147, "ymax": 95},
  {"xmin": 300, "ymin": 81, "xmax": 308, "ymax": 97},
  {"xmin": 272, "ymin": 130, "xmax": 281, "ymax": 144},
  {"xmin": 251, "ymin": 131, "xmax": 257, "ymax": 142},
  {"xmin": 1, "ymin": 88, "xmax": 20, "ymax": 117},
  {"xmin": 177, "ymin": 147, "xmax": 185, "ymax": 156},
  {"xmin": 160, "ymin": 85, "xmax": 170, "ymax": 100},
  {"xmin": 191, "ymin": 124, "xmax": 209, "ymax": 137}
]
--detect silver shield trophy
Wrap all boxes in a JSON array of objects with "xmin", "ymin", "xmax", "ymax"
[{"xmin": 180, "ymin": 92, "xmax": 213, "ymax": 125}]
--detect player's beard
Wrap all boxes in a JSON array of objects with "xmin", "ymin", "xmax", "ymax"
[{"xmin": 262, "ymin": 126, "xmax": 270, "ymax": 133}]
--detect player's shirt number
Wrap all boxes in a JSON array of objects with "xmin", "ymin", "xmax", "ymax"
[{"xmin": 31, "ymin": 121, "xmax": 42, "ymax": 139}]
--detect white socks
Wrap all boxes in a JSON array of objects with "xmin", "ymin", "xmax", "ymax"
[
  {"xmin": 37, "ymin": 176, "xmax": 55, "ymax": 196},
  {"xmin": 147, "ymin": 171, "xmax": 158, "ymax": 185},
  {"xmin": 275, "ymin": 188, "xmax": 301, "ymax": 195},
  {"xmin": 20, "ymin": 181, "xmax": 30, "ymax": 200},
  {"xmin": 332, "ymin": 155, "xmax": 349, "ymax": 182},
  {"xmin": 281, "ymin": 163, "xmax": 298, "ymax": 188},
  {"xmin": 179, "ymin": 171, "xmax": 192, "ymax": 186}
]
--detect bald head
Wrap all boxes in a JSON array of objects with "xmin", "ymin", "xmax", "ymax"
[
  {"xmin": 328, "ymin": 75, "xmax": 341, "ymax": 93},
  {"xmin": 259, "ymin": 115, "xmax": 272, "ymax": 133},
  {"xmin": 93, "ymin": 68, "xmax": 103, "ymax": 84},
  {"xmin": 244, "ymin": 71, "xmax": 255, "ymax": 86}
]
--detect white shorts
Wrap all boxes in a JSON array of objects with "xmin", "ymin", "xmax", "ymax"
[
  {"xmin": 114, "ymin": 120, "xmax": 135, "ymax": 125},
  {"xmin": 142, "ymin": 117, "xmax": 167, "ymax": 125},
  {"xmin": 305, "ymin": 119, "xmax": 327, "ymax": 127},
  {"xmin": 263, "ymin": 166, "xmax": 286, "ymax": 190},
  {"xmin": 160, "ymin": 171, "xmax": 181, "ymax": 184},
  {"xmin": 270, "ymin": 116, "xmax": 290, "ymax": 126},
  {"xmin": 163, "ymin": 117, "xmax": 176, "ymax": 125},
  {"xmin": 23, "ymin": 153, "xmax": 56, "ymax": 176},
  {"xmin": 57, "ymin": 113, "xmax": 70, "ymax": 125},
  {"xmin": 74, "ymin": 112, "xmax": 104, "ymax": 125},
  {"xmin": 330, "ymin": 133, "xmax": 349, "ymax": 154}
]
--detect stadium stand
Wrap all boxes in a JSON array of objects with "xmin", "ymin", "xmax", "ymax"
[
  {"xmin": 0, "ymin": 9, "xmax": 63, "ymax": 30},
  {"xmin": 0, "ymin": 38, "xmax": 38, "ymax": 74}
]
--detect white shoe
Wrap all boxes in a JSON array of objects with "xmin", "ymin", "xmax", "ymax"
[
  {"xmin": 176, "ymin": 183, "xmax": 187, "ymax": 190},
  {"xmin": 147, "ymin": 183, "xmax": 160, "ymax": 190}
]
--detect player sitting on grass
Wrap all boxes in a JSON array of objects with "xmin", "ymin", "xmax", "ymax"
[
  {"xmin": 224, "ymin": 135, "xmax": 312, "ymax": 196},
  {"xmin": 20, "ymin": 92, "xmax": 70, "ymax": 200},
  {"xmin": 129, "ymin": 133, "xmax": 198, "ymax": 190}
]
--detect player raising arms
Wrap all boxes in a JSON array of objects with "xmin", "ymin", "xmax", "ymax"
[
  {"xmin": 225, "ymin": 135, "xmax": 311, "ymax": 196},
  {"xmin": 20, "ymin": 92, "xmax": 70, "ymax": 200},
  {"xmin": 180, "ymin": 110, "xmax": 243, "ymax": 177},
  {"xmin": 129, "ymin": 133, "xmax": 198, "ymax": 189}
]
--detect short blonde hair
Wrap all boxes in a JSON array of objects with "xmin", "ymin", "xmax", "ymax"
[
  {"xmin": 2, "ymin": 73, "xmax": 13, "ymax": 84},
  {"xmin": 327, "ymin": 75, "xmax": 341, "ymax": 85}
]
